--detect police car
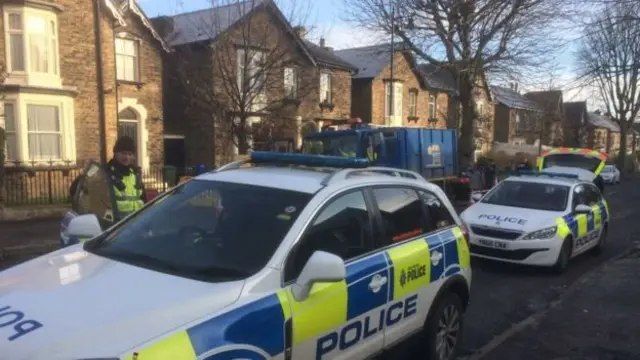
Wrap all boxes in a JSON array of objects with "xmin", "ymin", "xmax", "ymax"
[
  {"xmin": 0, "ymin": 152, "xmax": 471, "ymax": 360},
  {"xmin": 461, "ymin": 171, "xmax": 609, "ymax": 273}
]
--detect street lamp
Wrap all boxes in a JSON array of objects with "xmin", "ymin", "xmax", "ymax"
[{"xmin": 388, "ymin": 3, "xmax": 396, "ymax": 126}]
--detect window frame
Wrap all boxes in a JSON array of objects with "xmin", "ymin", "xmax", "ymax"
[
  {"xmin": 408, "ymin": 89, "xmax": 418, "ymax": 118},
  {"xmin": 237, "ymin": 48, "xmax": 266, "ymax": 109},
  {"xmin": 115, "ymin": 37, "xmax": 140, "ymax": 82},
  {"xmin": 428, "ymin": 93, "xmax": 436, "ymax": 119},
  {"xmin": 368, "ymin": 185, "xmax": 457, "ymax": 249},
  {"xmin": 25, "ymin": 103, "xmax": 63, "ymax": 161},
  {"xmin": 281, "ymin": 187, "xmax": 379, "ymax": 285},
  {"xmin": 319, "ymin": 71, "xmax": 332, "ymax": 104},
  {"xmin": 3, "ymin": 102, "xmax": 18, "ymax": 162},
  {"xmin": 284, "ymin": 66, "xmax": 298, "ymax": 99},
  {"xmin": 3, "ymin": 6, "xmax": 60, "ymax": 77}
]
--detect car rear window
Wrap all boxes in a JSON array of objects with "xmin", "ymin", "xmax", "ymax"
[
  {"xmin": 542, "ymin": 154, "xmax": 601, "ymax": 173},
  {"xmin": 87, "ymin": 180, "xmax": 312, "ymax": 281},
  {"xmin": 481, "ymin": 181, "xmax": 570, "ymax": 211}
]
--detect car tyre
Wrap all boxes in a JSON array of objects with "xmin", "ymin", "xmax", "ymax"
[
  {"xmin": 552, "ymin": 237, "xmax": 572, "ymax": 274},
  {"xmin": 591, "ymin": 225, "xmax": 607, "ymax": 256},
  {"xmin": 423, "ymin": 292, "xmax": 464, "ymax": 360}
]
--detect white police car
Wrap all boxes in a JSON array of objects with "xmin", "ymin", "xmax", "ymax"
[
  {"xmin": 0, "ymin": 152, "xmax": 471, "ymax": 360},
  {"xmin": 461, "ymin": 171, "xmax": 609, "ymax": 273}
]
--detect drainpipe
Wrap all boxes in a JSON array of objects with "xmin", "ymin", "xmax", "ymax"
[
  {"xmin": 113, "ymin": 19, "xmax": 120, "ymax": 134},
  {"xmin": 93, "ymin": 0, "xmax": 108, "ymax": 163}
]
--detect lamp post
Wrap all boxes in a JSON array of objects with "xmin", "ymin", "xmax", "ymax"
[{"xmin": 388, "ymin": 3, "xmax": 396, "ymax": 126}]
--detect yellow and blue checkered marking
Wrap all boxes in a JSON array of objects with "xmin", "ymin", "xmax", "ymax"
[
  {"xmin": 125, "ymin": 226, "xmax": 470, "ymax": 359},
  {"xmin": 560, "ymin": 201, "xmax": 608, "ymax": 239}
]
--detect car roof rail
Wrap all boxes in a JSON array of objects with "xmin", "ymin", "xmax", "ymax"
[{"xmin": 322, "ymin": 167, "xmax": 422, "ymax": 185}]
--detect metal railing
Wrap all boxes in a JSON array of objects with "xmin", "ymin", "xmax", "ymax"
[{"xmin": 0, "ymin": 160, "xmax": 192, "ymax": 207}]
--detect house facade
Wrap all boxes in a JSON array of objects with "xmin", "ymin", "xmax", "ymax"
[
  {"xmin": 524, "ymin": 90, "xmax": 564, "ymax": 146},
  {"xmin": 490, "ymin": 85, "xmax": 541, "ymax": 145},
  {"xmin": 154, "ymin": 0, "xmax": 355, "ymax": 167},
  {"xmin": 335, "ymin": 44, "xmax": 450, "ymax": 129},
  {"xmin": 0, "ymin": 0, "xmax": 167, "ymax": 169},
  {"xmin": 563, "ymin": 101, "xmax": 588, "ymax": 147}
]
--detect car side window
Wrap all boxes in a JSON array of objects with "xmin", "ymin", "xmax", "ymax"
[
  {"xmin": 283, "ymin": 190, "xmax": 374, "ymax": 283},
  {"xmin": 572, "ymin": 185, "xmax": 587, "ymax": 209},
  {"xmin": 584, "ymin": 184, "xmax": 601, "ymax": 205},
  {"xmin": 417, "ymin": 190, "xmax": 456, "ymax": 230},
  {"xmin": 372, "ymin": 187, "xmax": 428, "ymax": 244}
]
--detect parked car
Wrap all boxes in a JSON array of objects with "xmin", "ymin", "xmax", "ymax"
[{"xmin": 600, "ymin": 165, "xmax": 620, "ymax": 184}]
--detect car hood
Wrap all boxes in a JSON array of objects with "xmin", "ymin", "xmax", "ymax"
[
  {"xmin": 0, "ymin": 245, "xmax": 244, "ymax": 360},
  {"xmin": 461, "ymin": 202, "xmax": 564, "ymax": 233}
]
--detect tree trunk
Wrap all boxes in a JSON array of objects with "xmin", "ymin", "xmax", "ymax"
[
  {"xmin": 457, "ymin": 73, "xmax": 476, "ymax": 170},
  {"xmin": 617, "ymin": 120, "xmax": 628, "ymax": 176},
  {"xmin": 237, "ymin": 117, "xmax": 250, "ymax": 155}
]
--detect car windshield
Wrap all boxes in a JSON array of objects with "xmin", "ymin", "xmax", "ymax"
[
  {"xmin": 481, "ymin": 181, "xmax": 570, "ymax": 211},
  {"xmin": 542, "ymin": 154, "xmax": 601, "ymax": 172},
  {"xmin": 603, "ymin": 166, "xmax": 615, "ymax": 173},
  {"xmin": 86, "ymin": 180, "xmax": 312, "ymax": 282},
  {"xmin": 303, "ymin": 134, "xmax": 359, "ymax": 157}
]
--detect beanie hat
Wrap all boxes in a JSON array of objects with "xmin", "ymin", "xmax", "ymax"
[{"xmin": 113, "ymin": 136, "xmax": 136, "ymax": 153}]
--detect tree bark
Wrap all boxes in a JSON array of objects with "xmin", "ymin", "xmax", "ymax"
[
  {"xmin": 458, "ymin": 72, "xmax": 476, "ymax": 170},
  {"xmin": 617, "ymin": 120, "xmax": 628, "ymax": 176}
]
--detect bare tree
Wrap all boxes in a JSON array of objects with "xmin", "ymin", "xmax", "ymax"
[
  {"xmin": 344, "ymin": 0, "xmax": 566, "ymax": 168},
  {"xmin": 164, "ymin": 0, "xmax": 317, "ymax": 161},
  {"xmin": 576, "ymin": 1, "xmax": 640, "ymax": 172}
]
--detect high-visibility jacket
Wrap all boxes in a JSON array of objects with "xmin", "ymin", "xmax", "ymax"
[{"xmin": 112, "ymin": 170, "xmax": 144, "ymax": 218}]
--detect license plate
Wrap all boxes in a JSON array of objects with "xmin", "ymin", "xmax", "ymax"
[{"xmin": 478, "ymin": 238, "xmax": 509, "ymax": 249}]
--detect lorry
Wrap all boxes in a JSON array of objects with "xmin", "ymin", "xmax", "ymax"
[{"xmin": 301, "ymin": 122, "xmax": 471, "ymax": 202}]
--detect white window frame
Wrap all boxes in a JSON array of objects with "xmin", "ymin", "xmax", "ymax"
[
  {"xmin": 385, "ymin": 82, "xmax": 403, "ymax": 126},
  {"xmin": 408, "ymin": 90, "xmax": 417, "ymax": 117},
  {"xmin": 237, "ymin": 48, "xmax": 266, "ymax": 111},
  {"xmin": 115, "ymin": 37, "xmax": 140, "ymax": 82},
  {"xmin": 2, "ymin": 102, "xmax": 18, "ymax": 162},
  {"xmin": 284, "ymin": 67, "xmax": 298, "ymax": 98},
  {"xmin": 2, "ymin": 93, "xmax": 76, "ymax": 165},
  {"xmin": 3, "ymin": 6, "xmax": 61, "ymax": 87},
  {"xmin": 428, "ymin": 94, "xmax": 436, "ymax": 119},
  {"xmin": 320, "ymin": 72, "xmax": 332, "ymax": 104},
  {"xmin": 515, "ymin": 112, "xmax": 522, "ymax": 133}
]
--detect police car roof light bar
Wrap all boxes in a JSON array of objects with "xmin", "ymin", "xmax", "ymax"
[{"xmin": 249, "ymin": 151, "xmax": 371, "ymax": 169}]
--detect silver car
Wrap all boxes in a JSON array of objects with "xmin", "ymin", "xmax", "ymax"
[{"xmin": 601, "ymin": 165, "xmax": 620, "ymax": 184}]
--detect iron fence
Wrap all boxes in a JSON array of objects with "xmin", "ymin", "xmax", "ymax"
[{"xmin": 1, "ymin": 160, "xmax": 191, "ymax": 207}]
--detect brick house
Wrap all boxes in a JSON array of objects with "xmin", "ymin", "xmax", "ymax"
[
  {"xmin": 585, "ymin": 111, "xmax": 639, "ymax": 155},
  {"xmin": 334, "ymin": 44, "xmax": 451, "ymax": 129},
  {"xmin": 152, "ymin": 0, "xmax": 355, "ymax": 167},
  {"xmin": 524, "ymin": 90, "xmax": 564, "ymax": 146},
  {"xmin": 490, "ymin": 84, "xmax": 542, "ymax": 145},
  {"xmin": 0, "ymin": 0, "xmax": 168, "ymax": 170}
]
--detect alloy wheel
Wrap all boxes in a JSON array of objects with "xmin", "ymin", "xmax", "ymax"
[{"xmin": 435, "ymin": 303, "xmax": 461, "ymax": 360}]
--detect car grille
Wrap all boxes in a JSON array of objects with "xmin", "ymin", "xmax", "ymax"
[{"xmin": 470, "ymin": 225, "xmax": 523, "ymax": 240}]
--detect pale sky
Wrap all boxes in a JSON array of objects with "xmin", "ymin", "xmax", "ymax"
[{"xmin": 138, "ymin": 0, "xmax": 595, "ymax": 105}]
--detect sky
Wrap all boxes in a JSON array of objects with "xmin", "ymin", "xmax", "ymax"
[{"xmin": 139, "ymin": 0, "xmax": 594, "ymax": 105}]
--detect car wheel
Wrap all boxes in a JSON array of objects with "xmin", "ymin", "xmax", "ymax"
[
  {"xmin": 591, "ymin": 225, "xmax": 607, "ymax": 255},
  {"xmin": 552, "ymin": 237, "xmax": 572, "ymax": 274},
  {"xmin": 423, "ymin": 292, "xmax": 464, "ymax": 360}
]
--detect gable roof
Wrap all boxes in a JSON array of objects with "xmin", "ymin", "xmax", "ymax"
[
  {"xmin": 587, "ymin": 111, "xmax": 620, "ymax": 131},
  {"xmin": 564, "ymin": 101, "xmax": 587, "ymax": 126},
  {"xmin": 333, "ymin": 43, "xmax": 432, "ymax": 88},
  {"xmin": 108, "ymin": 0, "xmax": 171, "ymax": 52},
  {"xmin": 525, "ymin": 90, "xmax": 563, "ymax": 111},
  {"xmin": 302, "ymin": 40, "xmax": 356, "ymax": 70},
  {"xmin": 151, "ymin": 0, "xmax": 325, "ymax": 67},
  {"xmin": 490, "ymin": 86, "xmax": 540, "ymax": 111}
]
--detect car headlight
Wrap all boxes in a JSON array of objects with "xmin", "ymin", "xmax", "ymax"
[{"xmin": 521, "ymin": 226, "xmax": 557, "ymax": 240}]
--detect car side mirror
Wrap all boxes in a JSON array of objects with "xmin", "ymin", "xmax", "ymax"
[
  {"xmin": 574, "ymin": 204, "xmax": 592, "ymax": 214},
  {"xmin": 67, "ymin": 214, "xmax": 102, "ymax": 239},
  {"xmin": 291, "ymin": 251, "xmax": 346, "ymax": 301},
  {"xmin": 471, "ymin": 192, "xmax": 483, "ymax": 202}
]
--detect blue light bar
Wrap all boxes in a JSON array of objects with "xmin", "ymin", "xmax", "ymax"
[
  {"xmin": 518, "ymin": 170, "xmax": 579, "ymax": 179},
  {"xmin": 250, "ymin": 151, "xmax": 370, "ymax": 168}
]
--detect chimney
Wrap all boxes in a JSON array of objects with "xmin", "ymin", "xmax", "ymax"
[
  {"xmin": 319, "ymin": 37, "xmax": 325, "ymax": 47},
  {"xmin": 293, "ymin": 26, "xmax": 307, "ymax": 39}
]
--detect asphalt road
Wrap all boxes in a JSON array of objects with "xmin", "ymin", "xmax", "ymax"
[{"xmin": 1, "ymin": 180, "xmax": 639, "ymax": 359}]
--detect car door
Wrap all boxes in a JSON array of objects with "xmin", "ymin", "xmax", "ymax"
[
  {"xmin": 584, "ymin": 184, "xmax": 604, "ymax": 245},
  {"xmin": 283, "ymin": 189, "xmax": 387, "ymax": 360},
  {"xmin": 368, "ymin": 187, "xmax": 455, "ymax": 348},
  {"xmin": 570, "ymin": 184, "xmax": 592, "ymax": 253}
]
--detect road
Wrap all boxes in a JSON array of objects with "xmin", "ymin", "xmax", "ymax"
[{"xmin": 1, "ymin": 180, "xmax": 639, "ymax": 359}]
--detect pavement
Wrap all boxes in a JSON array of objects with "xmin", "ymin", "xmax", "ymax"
[{"xmin": 1, "ymin": 179, "xmax": 639, "ymax": 359}]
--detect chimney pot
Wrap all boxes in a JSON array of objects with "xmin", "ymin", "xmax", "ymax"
[{"xmin": 319, "ymin": 37, "xmax": 325, "ymax": 47}]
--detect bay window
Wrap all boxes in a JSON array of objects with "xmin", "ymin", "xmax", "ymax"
[
  {"xmin": 116, "ymin": 38, "xmax": 139, "ymax": 82},
  {"xmin": 4, "ymin": 7, "xmax": 59, "ymax": 78},
  {"xmin": 2, "ymin": 95, "xmax": 75, "ymax": 164}
]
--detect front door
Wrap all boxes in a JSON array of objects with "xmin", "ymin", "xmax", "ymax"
[{"xmin": 284, "ymin": 190, "xmax": 387, "ymax": 360}]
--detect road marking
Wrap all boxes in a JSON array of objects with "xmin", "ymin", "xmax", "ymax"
[{"xmin": 461, "ymin": 244, "xmax": 640, "ymax": 360}]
